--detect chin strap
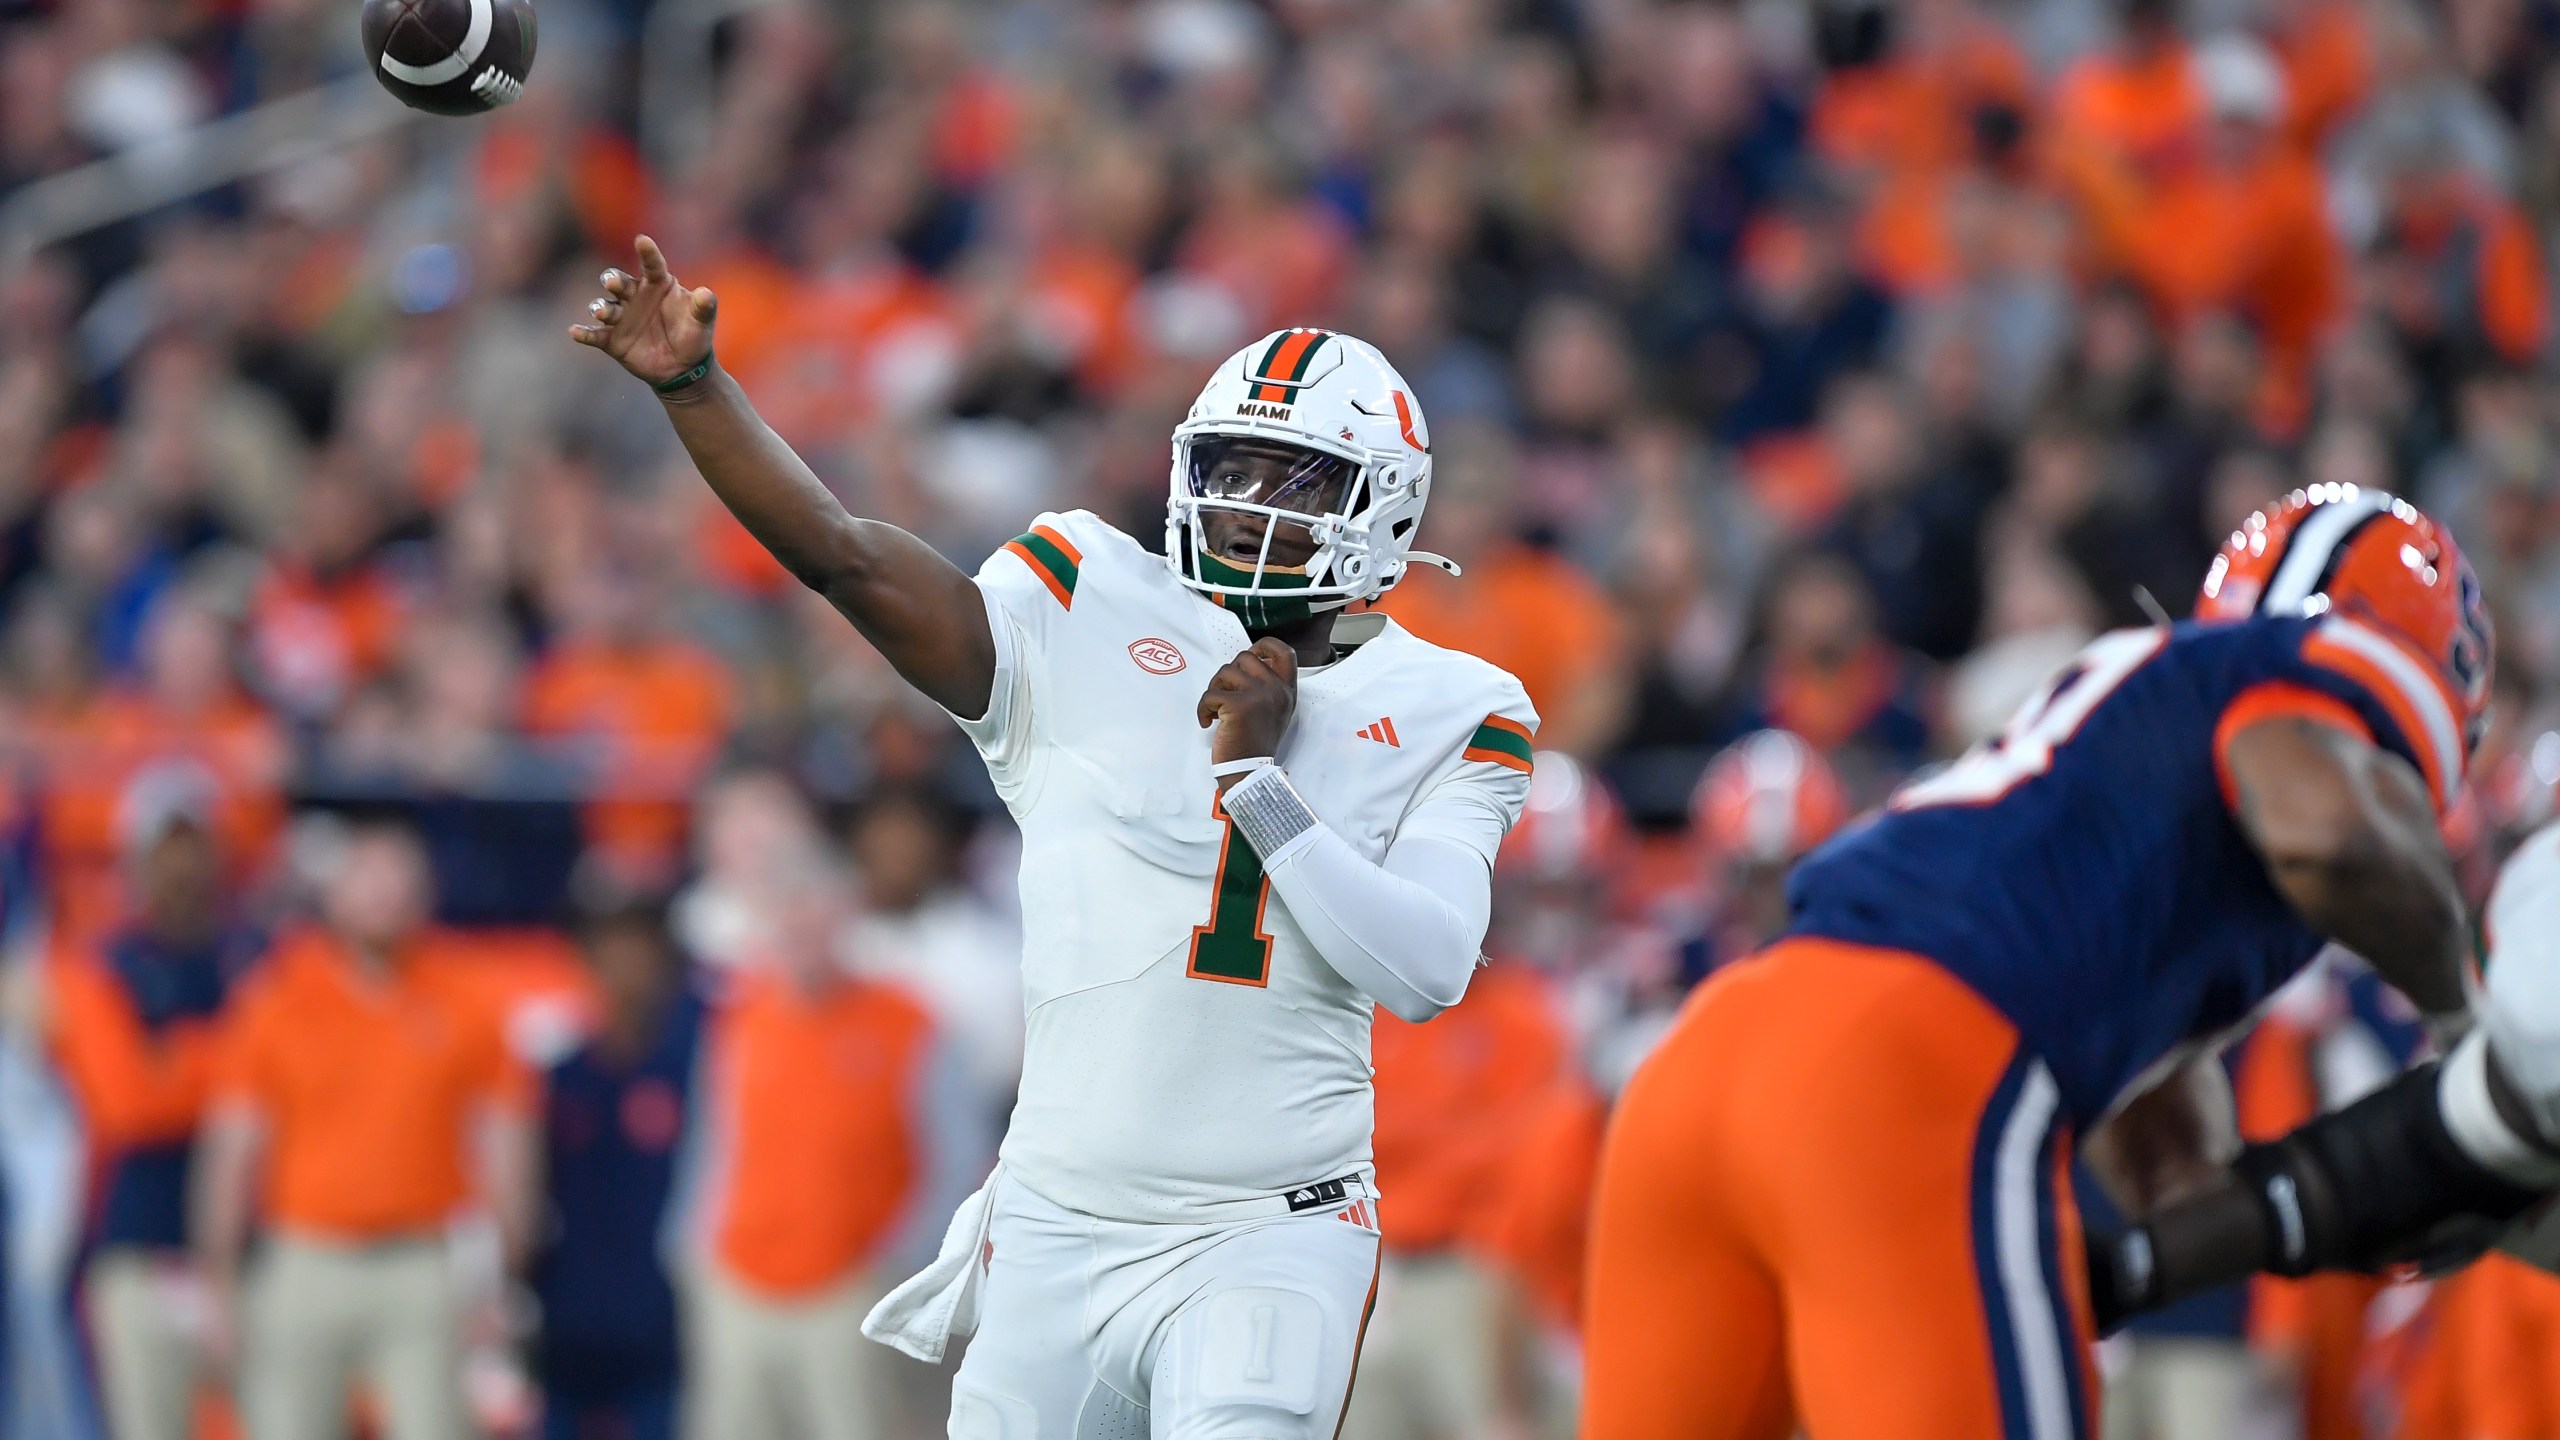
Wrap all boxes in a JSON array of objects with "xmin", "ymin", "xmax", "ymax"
[{"xmin": 1401, "ymin": 551, "xmax": 1462, "ymax": 578}]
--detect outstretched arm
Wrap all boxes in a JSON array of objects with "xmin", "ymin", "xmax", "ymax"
[
  {"xmin": 2092, "ymin": 819, "xmax": 2560, "ymax": 1332},
  {"xmin": 569, "ymin": 237, "xmax": 996, "ymax": 719},
  {"xmin": 2086, "ymin": 1033, "xmax": 2556, "ymax": 1332},
  {"xmin": 2223, "ymin": 717, "xmax": 2469, "ymax": 1021}
]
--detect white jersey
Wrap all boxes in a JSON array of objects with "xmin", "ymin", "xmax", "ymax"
[
  {"xmin": 947, "ymin": 509, "xmax": 1537, "ymax": 1223},
  {"xmin": 2485, "ymin": 821, "xmax": 2560, "ymax": 1143},
  {"xmin": 2467, "ymin": 822, "xmax": 2560, "ymax": 1275}
]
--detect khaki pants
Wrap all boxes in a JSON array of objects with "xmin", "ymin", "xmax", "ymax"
[
  {"xmin": 88, "ymin": 1249, "xmax": 211, "ymax": 1440},
  {"xmin": 2100, "ymin": 1336, "xmax": 2278, "ymax": 1440},
  {"xmin": 682, "ymin": 1260, "xmax": 895, "ymax": 1440},
  {"xmin": 1339, "ymin": 1253, "xmax": 1508, "ymax": 1440},
  {"xmin": 242, "ymin": 1234, "xmax": 474, "ymax": 1440}
]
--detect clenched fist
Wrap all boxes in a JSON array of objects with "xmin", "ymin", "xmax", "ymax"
[
  {"xmin": 1198, "ymin": 638, "xmax": 1298, "ymax": 779},
  {"xmin": 568, "ymin": 235, "xmax": 719, "ymax": 395}
]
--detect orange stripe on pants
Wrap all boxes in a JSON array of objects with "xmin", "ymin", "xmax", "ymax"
[{"xmin": 1581, "ymin": 937, "xmax": 2098, "ymax": 1440}]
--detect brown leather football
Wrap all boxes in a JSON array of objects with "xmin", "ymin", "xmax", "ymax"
[{"xmin": 360, "ymin": 0, "xmax": 537, "ymax": 116}]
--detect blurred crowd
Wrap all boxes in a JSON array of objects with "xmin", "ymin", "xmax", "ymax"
[{"xmin": 12, "ymin": 0, "xmax": 2560, "ymax": 1434}]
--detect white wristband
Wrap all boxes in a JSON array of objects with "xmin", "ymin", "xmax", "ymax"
[
  {"xmin": 1223, "ymin": 765, "xmax": 1320, "ymax": 862},
  {"xmin": 1210, "ymin": 756, "xmax": 1277, "ymax": 778},
  {"xmin": 2440, "ymin": 1030, "xmax": 2560, "ymax": 1188}
]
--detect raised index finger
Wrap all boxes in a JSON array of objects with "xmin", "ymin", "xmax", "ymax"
[{"xmin": 635, "ymin": 235, "xmax": 670, "ymax": 282}]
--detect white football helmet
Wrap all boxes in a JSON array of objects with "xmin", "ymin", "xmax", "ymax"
[{"xmin": 1165, "ymin": 328, "xmax": 1455, "ymax": 628}]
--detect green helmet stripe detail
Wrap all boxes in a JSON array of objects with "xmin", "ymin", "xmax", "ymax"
[
  {"xmin": 1279, "ymin": 332, "xmax": 1330, "ymax": 381},
  {"xmin": 1250, "ymin": 330, "xmax": 1333, "ymax": 390}
]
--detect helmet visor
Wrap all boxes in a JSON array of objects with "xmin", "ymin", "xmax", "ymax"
[{"xmin": 1184, "ymin": 437, "xmax": 1359, "ymax": 519}]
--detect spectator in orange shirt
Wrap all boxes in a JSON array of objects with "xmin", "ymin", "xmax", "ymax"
[
  {"xmin": 522, "ymin": 567, "xmax": 734, "ymax": 885},
  {"xmin": 2051, "ymin": 0, "xmax": 2203, "ymax": 178},
  {"xmin": 2269, "ymin": 0, "xmax": 2374, "ymax": 152},
  {"xmin": 2060, "ymin": 34, "xmax": 2347, "ymax": 424},
  {"xmin": 678, "ymin": 854, "xmax": 980, "ymax": 1440},
  {"xmin": 26, "ymin": 589, "xmax": 284, "ymax": 945},
  {"xmin": 1812, "ymin": 0, "xmax": 2036, "ymax": 182},
  {"xmin": 48, "ymin": 595, "xmax": 289, "ymax": 943},
  {"xmin": 1726, "ymin": 553, "xmax": 1935, "ymax": 798},
  {"xmin": 194, "ymin": 817, "xmax": 536, "ymax": 1440},
  {"xmin": 44, "ymin": 771, "xmax": 263, "ymax": 1440},
  {"xmin": 1812, "ymin": 0, "xmax": 2041, "ymax": 295},
  {"xmin": 244, "ymin": 471, "xmax": 407, "ymax": 724},
  {"xmin": 2364, "ymin": 130, "xmax": 2551, "ymax": 374}
]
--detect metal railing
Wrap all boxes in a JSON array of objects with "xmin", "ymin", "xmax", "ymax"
[
  {"xmin": 0, "ymin": 77, "xmax": 423, "ymax": 263},
  {"xmin": 0, "ymin": 0, "xmax": 796, "ymax": 264}
]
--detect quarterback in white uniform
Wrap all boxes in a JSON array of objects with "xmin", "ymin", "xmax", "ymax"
[{"xmin": 573, "ymin": 240, "xmax": 1536, "ymax": 1438}]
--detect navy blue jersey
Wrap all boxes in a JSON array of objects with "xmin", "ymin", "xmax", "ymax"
[
  {"xmin": 1786, "ymin": 615, "xmax": 2467, "ymax": 1128},
  {"xmin": 534, "ymin": 988, "xmax": 703, "ymax": 1394}
]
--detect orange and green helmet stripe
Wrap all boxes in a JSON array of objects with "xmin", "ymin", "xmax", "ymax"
[
  {"xmin": 1248, "ymin": 330, "xmax": 1334, "ymax": 403},
  {"xmin": 1003, "ymin": 524, "xmax": 1082, "ymax": 608},
  {"xmin": 1463, "ymin": 713, "xmax": 1535, "ymax": 772}
]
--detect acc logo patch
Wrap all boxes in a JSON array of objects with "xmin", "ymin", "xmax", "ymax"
[{"xmin": 1129, "ymin": 637, "xmax": 1186, "ymax": 675}]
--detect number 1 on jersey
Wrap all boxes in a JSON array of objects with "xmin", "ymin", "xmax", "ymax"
[{"xmin": 1189, "ymin": 795, "xmax": 1275, "ymax": 985}]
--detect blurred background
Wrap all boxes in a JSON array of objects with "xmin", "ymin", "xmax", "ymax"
[{"xmin": 6, "ymin": 0, "xmax": 2560, "ymax": 1435}]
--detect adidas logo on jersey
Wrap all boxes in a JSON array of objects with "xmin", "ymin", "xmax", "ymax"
[
  {"xmin": 1284, "ymin": 1177, "xmax": 1352, "ymax": 1212},
  {"xmin": 1355, "ymin": 718, "xmax": 1400, "ymax": 746}
]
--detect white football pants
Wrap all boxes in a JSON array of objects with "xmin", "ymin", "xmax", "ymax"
[{"xmin": 948, "ymin": 1172, "xmax": 1382, "ymax": 1440}]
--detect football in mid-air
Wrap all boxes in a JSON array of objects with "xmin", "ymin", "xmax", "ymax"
[{"xmin": 361, "ymin": 0, "xmax": 537, "ymax": 116}]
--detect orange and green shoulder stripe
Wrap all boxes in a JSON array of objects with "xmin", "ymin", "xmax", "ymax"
[
  {"xmin": 1462, "ymin": 713, "xmax": 1535, "ymax": 773},
  {"xmin": 1003, "ymin": 523, "xmax": 1083, "ymax": 609}
]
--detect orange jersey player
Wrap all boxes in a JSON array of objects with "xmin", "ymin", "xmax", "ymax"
[{"xmin": 1583, "ymin": 486, "xmax": 2490, "ymax": 1440}]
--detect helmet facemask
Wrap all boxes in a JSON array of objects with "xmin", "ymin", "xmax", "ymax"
[{"xmin": 1167, "ymin": 433, "xmax": 1383, "ymax": 630}]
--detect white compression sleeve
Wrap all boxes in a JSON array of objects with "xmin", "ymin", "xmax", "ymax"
[
  {"xmin": 2483, "ymin": 822, "xmax": 2560, "ymax": 1149},
  {"xmin": 1263, "ymin": 830, "xmax": 1492, "ymax": 1023}
]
